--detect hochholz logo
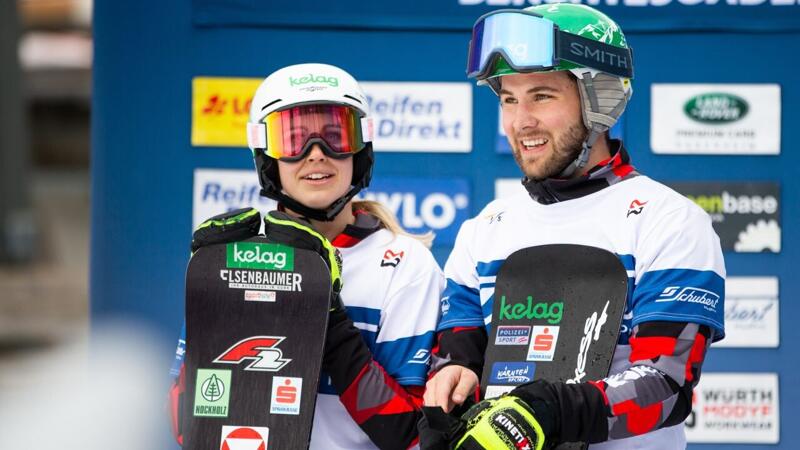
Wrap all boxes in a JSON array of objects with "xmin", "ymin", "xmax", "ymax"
[
  {"xmin": 289, "ymin": 73, "xmax": 338, "ymax": 87},
  {"xmin": 684, "ymin": 93, "xmax": 748, "ymax": 124},
  {"xmin": 226, "ymin": 242, "xmax": 294, "ymax": 271},
  {"xmin": 498, "ymin": 296, "xmax": 563, "ymax": 324},
  {"xmin": 193, "ymin": 369, "xmax": 231, "ymax": 418}
]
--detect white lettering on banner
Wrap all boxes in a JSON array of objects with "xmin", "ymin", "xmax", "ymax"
[
  {"xmin": 459, "ymin": 0, "xmax": 799, "ymax": 5},
  {"xmin": 651, "ymin": 84, "xmax": 781, "ymax": 155},
  {"xmin": 361, "ymin": 82, "xmax": 472, "ymax": 153},
  {"xmin": 361, "ymin": 191, "xmax": 469, "ymax": 230},
  {"xmin": 713, "ymin": 276, "xmax": 779, "ymax": 348},
  {"xmin": 193, "ymin": 169, "xmax": 277, "ymax": 230}
]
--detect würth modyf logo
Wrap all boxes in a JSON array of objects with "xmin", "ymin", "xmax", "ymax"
[
  {"xmin": 214, "ymin": 336, "xmax": 291, "ymax": 371},
  {"xmin": 380, "ymin": 249, "xmax": 405, "ymax": 267},
  {"xmin": 627, "ymin": 199, "xmax": 648, "ymax": 218}
]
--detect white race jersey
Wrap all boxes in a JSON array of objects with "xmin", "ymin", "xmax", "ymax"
[
  {"xmin": 310, "ymin": 227, "xmax": 444, "ymax": 450},
  {"xmin": 438, "ymin": 175, "xmax": 725, "ymax": 449}
]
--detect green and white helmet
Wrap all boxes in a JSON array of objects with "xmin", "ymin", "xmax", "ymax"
[{"xmin": 467, "ymin": 4, "xmax": 634, "ymax": 176}]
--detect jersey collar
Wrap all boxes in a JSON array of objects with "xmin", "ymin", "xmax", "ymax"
[
  {"xmin": 331, "ymin": 210, "xmax": 382, "ymax": 248},
  {"xmin": 521, "ymin": 139, "xmax": 637, "ymax": 205}
]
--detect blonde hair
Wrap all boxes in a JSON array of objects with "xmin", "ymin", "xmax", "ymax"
[{"xmin": 351, "ymin": 200, "xmax": 435, "ymax": 248}]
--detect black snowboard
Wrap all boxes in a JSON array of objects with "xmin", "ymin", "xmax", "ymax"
[
  {"xmin": 481, "ymin": 245, "xmax": 628, "ymax": 449},
  {"xmin": 183, "ymin": 236, "xmax": 331, "ymax": 450}
]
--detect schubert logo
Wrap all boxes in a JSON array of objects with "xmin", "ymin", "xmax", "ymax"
[
  {"xmin": 226, "ymin": 242, "xmax": 293, "ymax": 271},
  {"xmin": 656, "ymin": 286, "xmax": 720, "ymax": 311},
  {"xmin": 498, "ymin": 296, "xmax": 563, "ymax": 324},
  {"xmin": 684, "ymin": 93, "xmax": 748, "ymax": 124},
  {"xmin": 289, "ymin": 73, "xmax": 339, "ymax": 87}
]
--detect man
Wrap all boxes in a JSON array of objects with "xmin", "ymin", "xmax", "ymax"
[{"xmin": 421, "ymin": 5, "xmax": 725, "ymax": 449}]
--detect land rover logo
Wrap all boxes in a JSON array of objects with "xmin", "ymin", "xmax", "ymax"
[{"xmin": 684, "ymin": 93, "xmax": 748, "ymax": 124}]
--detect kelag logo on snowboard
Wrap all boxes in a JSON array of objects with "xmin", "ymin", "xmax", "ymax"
[
  {"xmin": 489, "ymin": 362, "xmax": 536, "ymax": 384},
  {"xmin": 498, "ymin": 296, "xmax": 563, "ymax": 324},
  {"xmin": 226, "ymin": 242, "xmax": 294, "ymax": 271}
]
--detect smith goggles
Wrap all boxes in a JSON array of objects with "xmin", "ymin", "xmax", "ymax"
[
  {"xmin": 247, "ymin": 104, "xmax": 373, "ymax": 161},
  {"xmin": 467, "ymin": 10, "xmax": 634, "ymax": 80}
]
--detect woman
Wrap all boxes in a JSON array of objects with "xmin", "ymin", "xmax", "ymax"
[{"xmin": 169, "ymin": 63, "xmax": 444, "ymax": 450}]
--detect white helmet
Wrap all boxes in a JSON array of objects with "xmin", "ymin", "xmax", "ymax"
[{"xmin": 247, "ymin": 63, "xmax": 374, "ymax": 221}]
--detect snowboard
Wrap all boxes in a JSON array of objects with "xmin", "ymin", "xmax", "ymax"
[
  {"xmin": 481, "ymin": 245, "xmax": 628, "ymax": 450},
  {"xmin": 182, "ymin": 236, "xmax": 332, "ymax": 450}
]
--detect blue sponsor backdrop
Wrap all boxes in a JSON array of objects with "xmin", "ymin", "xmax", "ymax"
[
  {"xmin": 361, "ymin": 177, "xmax": 471, "ymax": 254},
  {"xmin": 93, "ymin": 1, "xmax": 798, "ymax": 448}
]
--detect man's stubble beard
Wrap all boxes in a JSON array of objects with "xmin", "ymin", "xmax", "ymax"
[{"xmin": 513, "ymin": 121, "xmax": 588, "ymax": 181}]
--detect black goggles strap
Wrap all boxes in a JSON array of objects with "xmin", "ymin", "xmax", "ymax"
[{"xmin": 556, "ymin": 31, "xmax": 634, "ymax": 79}]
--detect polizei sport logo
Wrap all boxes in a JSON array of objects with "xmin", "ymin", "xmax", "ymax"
[
  {"xmin": 684, "ymin": 93, "xmax": 748, "ymax": 124},
  {"xmin": 226, "ymin": 242, "xmax": 294, "ymax": 271}
]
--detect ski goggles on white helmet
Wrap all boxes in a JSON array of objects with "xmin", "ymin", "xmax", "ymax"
[
  {"xmin": 248, "ymin": 104, "xmax": 373, "ymax": 161},
  {"xmin": 466, "ymin": 10, "xmax": 634, "ymax": 80}
]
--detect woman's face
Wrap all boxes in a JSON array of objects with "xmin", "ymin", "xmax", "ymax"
[{"xmin": 277, "ymin": 143, "xmax": 353, "ymax": 210}]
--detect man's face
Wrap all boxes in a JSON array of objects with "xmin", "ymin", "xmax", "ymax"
[{"xmin": 500, "ymin": 71, "xmax": 587, "ymax": 180}]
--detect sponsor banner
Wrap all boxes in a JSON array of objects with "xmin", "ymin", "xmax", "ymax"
[
  {"xmin": 194, "ymin": 1, "xmax": 800, "ymax": 33},
  {"xmin": 270, "ymin": 376, "xmax": 302, "ymax": 415},
  {"xmin": 670, "ymin": 182, "xmax": 780, "ymax": 253},
  {"xmin": 359, "ymin": 177, "xmax": 470, "ymax": 246},
  {"xmin": 193, "ymin": 168, "xmax": 276, "ymax": 230},
  {"xmin": 193, "ymin": 369, "xmax": 231, "ymax": 417},
  {"xmin": 361, "ymin": 82, "xmax": 472, "ymax": 153},
  {"xmin": 526, "ymin": 325, "xmax": 560, "ymax": 361},
  {"xmin": 489, "ymin": 361, "xmax": 537, "ymax": 384},
  {"xmin": 496, "ymin": 106, "xmax": 624, "ymax": 154},
  {"xmin": 220, "ymin": 425, "xmax": 270, "ymax": 450},
  {"xmin": 651, "ymin": 84, "xmax": 780, "ymax": 155},
  {"xmin": 192, "ymin": 77, "xmax": 260, "ymax": 147},
  {"xmin": 685, "ymin": 373, "xmax": 779, "ymax": 444},
  {"xmin": 485, "ymin": 385, "xmax": 515, "ymax": 399},
  {"xmin": 495, "ymin": 325, "xmax": 531, "ymax": 346},
  {"xmin": 713, "ymin": 276, "xmax": 779, "ymax": 348}
]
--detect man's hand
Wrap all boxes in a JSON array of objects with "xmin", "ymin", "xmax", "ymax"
[{"xmin": 424, "ymin": 365, "xmax": 479, "ymax": 413}]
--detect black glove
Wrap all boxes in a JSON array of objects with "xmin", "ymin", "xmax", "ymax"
[
  {"xmin": 418, "ymin": 406, "xmax": 467, "ymax": 450},
  {"xmin": 263, "ymin": 211, "xmax": 343, "ymax": 298},
  {"xmin": 191, "ymin": 207, "xmax": 261, "ymax": 253}
]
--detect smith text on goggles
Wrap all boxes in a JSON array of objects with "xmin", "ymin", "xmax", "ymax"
[{"xmin": 467, "ymin": 10, "xmax": 634, "ymax": 80}]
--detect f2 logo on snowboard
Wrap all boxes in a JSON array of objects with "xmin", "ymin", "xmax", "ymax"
[{"xmin": 214, "ymin": 336, "xmax": 291, "ymax": 372}]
